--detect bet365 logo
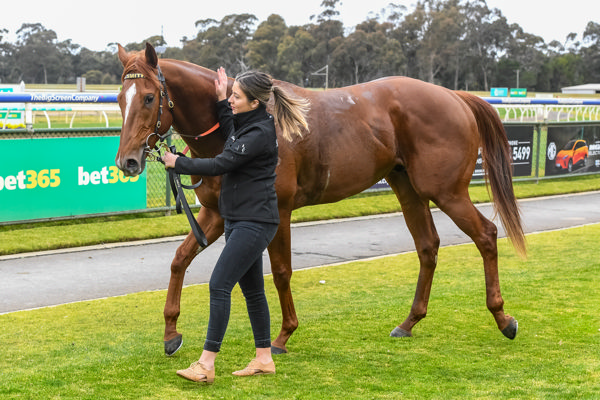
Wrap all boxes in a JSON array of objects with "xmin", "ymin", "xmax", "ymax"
[
  {"xmin": 0, "ymin": 169, "xmax": 60, "ymax": 191},
  {"xmin": 78, "ymin": 166, "xmax": 139, "ymax": 185}
]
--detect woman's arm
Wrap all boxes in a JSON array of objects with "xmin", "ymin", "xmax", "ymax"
[{"xmin": 166, "ymin": 126, "xmax": 268, "ymax": 176}]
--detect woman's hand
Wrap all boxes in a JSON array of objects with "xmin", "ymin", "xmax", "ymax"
[
  {"xmin": 162, "ymin": 151, "xmax": 179, "ymax": 169},
  {"xmin": 215, "ymin": 67, "xmax": 228, "ymax": 101}
]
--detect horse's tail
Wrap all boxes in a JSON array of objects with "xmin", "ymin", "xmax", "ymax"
[{"xmin": 456, "ymin": 91, "xmax": 527, "ymax": 257}]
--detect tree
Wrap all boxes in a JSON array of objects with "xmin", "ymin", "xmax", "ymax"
[
  {"xmin": 84, "ymin": 70, "xmax": 104, "ymax": 84},
  {"xmin": 305, "ymin": 0, "xmax": 344, "ymax": 86},
  {"xmin": 331, "ymin": 19, "xmax": 404, "ymax": 85},
  {"xmin": 392, "ymin": 3, "xmax": 423, "ymax": 78},
  {"xmin": 184, "ymin": 14, "xmax": 258, "ymax": 76},
  {"xmin": 581, "ymin": 21, "xmax": 600, "ymax": 83},
  {"xmin": 544, "ymin": 53, "xmax": 583, "ymax": 91},
  {"xmin": 246, "ymin": 14, "xmax": 287, "ymax": 76},
  {"xmin": 277, "ymin": 27, "xmax": 316, "ymax": 85},
  {"xmin": 122, "ymin": 35, "xmax": 167, "ymax": 52},
  {"xmin": 0, "ymin": 29, "xmax": 16, "ymax": 83},
  {"xmin": 411, "ymin": 0, "xmax": 464, "ymax": 84},
  {"xmin": 462, "ymin": 1, "xmax": 511, "ymax": 91},
  {"xmin": 14, "ymin": 23, "xmax": 67, "ymax": 83},
  {"xmin": 72, "ymin": 47, "xmax": 122, "ymax": 84},
  {"xmin": 331, "ymin": 29, "xmax": 370, "ymax": 85},
  {"xmin": 311, "ymin": 0, "xmax": 342, "ymax": 23},
  {"xmin": 0, "ymin": 1, "xmax": 596, "ymax": 91}
]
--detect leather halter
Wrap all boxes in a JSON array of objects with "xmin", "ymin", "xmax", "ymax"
[
  {"xmin": 123, "ymin": 67, "xmax": 173, "ymax": 159},
  {"xmin": 154, "ymin": 65, "xmax": 174, "ymax": 135},
  {"xmin": 124, "ymin": 65, "xmax": 219, "ymax": 161}
]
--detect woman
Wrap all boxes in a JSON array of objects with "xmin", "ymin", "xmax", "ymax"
[{"xmin": 163, "ymin": 67, "xmax": 309, "ymax": 384}]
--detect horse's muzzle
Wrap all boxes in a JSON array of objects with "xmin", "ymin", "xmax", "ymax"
[{"xmin": 116, "ymin": 154, "xmax": 144, "ymax": 177}]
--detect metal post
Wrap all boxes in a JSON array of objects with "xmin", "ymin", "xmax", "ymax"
[
  {"xmin": 534, "ymin": 123, "xmax": 542, "ymax": 183},
  {"xmin": 25, "ymin": 103, "xmax": 33, "ymax": 132},
  {"xmin": 311, "ymin": 65, "xmax": 329, "ymax": 90}
]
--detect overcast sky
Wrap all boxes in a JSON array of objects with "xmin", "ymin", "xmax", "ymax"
[{"xmin": 2, "ymin": 0, "xmax": 597, "ymax": 51}]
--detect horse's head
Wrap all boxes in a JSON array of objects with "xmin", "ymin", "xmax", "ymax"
[{"xmin": 115, "ymin": 43, "xmax": 174, "ymax": 176}]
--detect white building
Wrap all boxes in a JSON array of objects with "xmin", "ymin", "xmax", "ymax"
[{"xmin": 561, "ymin": 84, "xmax": 600, "ymax": 94}]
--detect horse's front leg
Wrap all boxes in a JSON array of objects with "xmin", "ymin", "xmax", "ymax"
[
  {"xmin": 164, "ymin": 206, "xmax": 224, "ymax": 356},
  {"xmin": 267, "ymin": 211, "xmax": 297, "ymax": 354}
]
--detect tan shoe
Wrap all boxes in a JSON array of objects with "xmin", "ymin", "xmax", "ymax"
[
  {"xmin": 232, "ymin": 359, "xmax": 275, "ymax": 376},
  {"xmin": 176, "ymin": 361, "xmax": 215, "ymax": 384}
]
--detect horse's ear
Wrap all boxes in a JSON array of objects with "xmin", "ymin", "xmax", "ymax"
[
  {"xmin": 117, "ymin": 44, "xmax": 130, "ymax": 67},
  {"xmin": 145, "ymin": 42, "xmax": 159, "ymax": 69}
]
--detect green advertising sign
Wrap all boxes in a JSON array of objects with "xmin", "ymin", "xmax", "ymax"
[
  {"xmin": 510, "ymin": 88, "xmax": 528, "ymax": 97},
  {"xmin": 0, "ymin": 111, "xmax": 22, "ymax": 119},
  {"xmin": 0, "ymin": 137, "xmax": 146, "ymax": 222}
]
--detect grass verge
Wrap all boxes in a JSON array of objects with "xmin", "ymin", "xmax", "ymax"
[{"xmin": 1, "ymin": 225, "xmax": 599, "ymax": 399}]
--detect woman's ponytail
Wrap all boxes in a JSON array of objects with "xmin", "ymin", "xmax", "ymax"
[
  {"xmin": 271, "ymin": 86, "xmax": 310, "ymax": 142},
  {"xmin": 235, "ymin": 70, "xmax": 310, "ymax": 142}
]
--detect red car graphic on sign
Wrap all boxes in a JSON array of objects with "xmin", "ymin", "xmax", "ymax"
[{"xmin": 555, "ymin": 139, "xmax": 588, "ymax": 172}]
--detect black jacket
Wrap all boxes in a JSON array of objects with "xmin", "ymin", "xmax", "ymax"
[{"xmin": 174, "ymin": 99, "xmax": 279, "ymax": 224}]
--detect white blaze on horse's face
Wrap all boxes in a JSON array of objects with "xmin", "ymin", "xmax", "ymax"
[
  {"xmin": 123, "ymin": 84, "xmax": 137, "ymax": 126},
  {"xmin": 115, "ymin": 80, "xmax": 147, "ymax": 177}
]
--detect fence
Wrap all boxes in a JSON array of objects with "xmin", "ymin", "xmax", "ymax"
[{"xmin": 1, "ymin": 92, "xmax": 600, "ymax": 225}]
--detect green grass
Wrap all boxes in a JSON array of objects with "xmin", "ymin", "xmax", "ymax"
[
  {"xmin": 2, "ymin": 174, "xmax": 600, "ymax": 256},
  {"xmin": 1, "ymin": 224, "xmax": 599, "ymax": 399},
  {"xmin": 291, "ymin": 174, "xmax": 600, "ymax": 222},
  {"xmin": 31, "ymin": 110, "xmax": 123, "ymax": 129}
]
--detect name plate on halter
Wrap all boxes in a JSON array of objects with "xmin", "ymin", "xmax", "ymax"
[{"xmin": 0, "ymin": 137, "xmax": 146, "ymax": 223}]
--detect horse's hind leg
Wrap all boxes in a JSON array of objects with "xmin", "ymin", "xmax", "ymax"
[
  {"xmin": 435, "ymin": 193, "xmax": 518, "ymax": 339},
  {"xmin": 386, "ymin": 170, "xmax": 441, "ymax": 337},
  {"xmin": 163, "ymin": 206, "xmax": 224, "ymax": 356}
]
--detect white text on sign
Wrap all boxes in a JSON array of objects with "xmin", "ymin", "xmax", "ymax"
[{"xmin": 78, "ymin": 166, "xmax": 139, "ymax": 185}]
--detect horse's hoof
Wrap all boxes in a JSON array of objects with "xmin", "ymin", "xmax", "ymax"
[
  {"xmin": 501, "ymin": 318, "xmax": 518, "ymax": 340},
  {"xmin": 164, "ymin": 334, "xmax": 183, "ymax": 356},
  {"xmin": 271, "ymin": 345, "xmax": 287, "ymax": 355},
  {"xmin": 390, "ymin": 327, "xmax": 412, "ymax": 337}
]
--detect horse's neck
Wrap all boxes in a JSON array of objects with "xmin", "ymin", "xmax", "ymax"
[{"xmin": 163, "ymin": 60, "xmax": 225, "ymax": 158}]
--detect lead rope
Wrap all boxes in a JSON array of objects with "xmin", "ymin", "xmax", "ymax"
[{"xmin": 168, "ymin": 167, "xmax": 208, "ymax": 248}]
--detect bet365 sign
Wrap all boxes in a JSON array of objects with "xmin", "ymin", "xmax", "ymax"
[{"xmin": 0, "ymin": 137, "xmax": 146, "ymax": 223}]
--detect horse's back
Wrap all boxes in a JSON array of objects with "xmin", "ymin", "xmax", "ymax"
[{"xmin": 273, "ymin": 77, "xmax": 479, "ymax": 206}]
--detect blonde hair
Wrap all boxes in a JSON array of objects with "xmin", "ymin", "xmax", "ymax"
[{"xmin": 236, "ymin": 70, "xmax": 310, "ymax": 141}]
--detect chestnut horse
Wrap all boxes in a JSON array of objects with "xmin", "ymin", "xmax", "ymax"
[{"xmin": 116, "ymin": 43, "xmax": 525, "ymax": 356}]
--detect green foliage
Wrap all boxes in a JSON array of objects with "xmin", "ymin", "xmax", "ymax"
[
  {"xmin": 1, "ymin": 225, "xmax": 599, "ymax": 399},
  {"xmin": 1, "ymin": 1, "xmax": 598, "ymax": 91},
  {"xmin": 83, "ymin": 70, "xmax": 104, "ymax": 84}
]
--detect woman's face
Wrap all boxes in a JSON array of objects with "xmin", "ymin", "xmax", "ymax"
[{"xmin": 229, "ymin": 81, "xmax": 258, "ymax": 114}]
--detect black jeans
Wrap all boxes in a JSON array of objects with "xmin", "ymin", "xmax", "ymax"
[{"xmin": 204, "ymin": 219, "xmax": 279, "ymax": 353}]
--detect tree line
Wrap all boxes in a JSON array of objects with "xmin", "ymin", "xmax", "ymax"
[{"xmin": 1, "ymin": 0, "xmax": 599, "ymax": 92}]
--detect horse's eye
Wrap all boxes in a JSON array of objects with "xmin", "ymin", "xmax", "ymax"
[{"xmin": 144, "ymin": 94, "xmax": 154, "ymax": 105}]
